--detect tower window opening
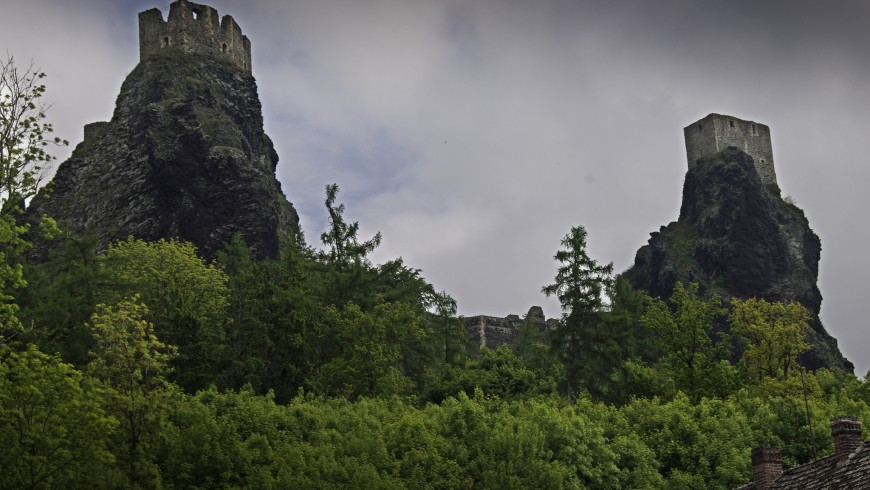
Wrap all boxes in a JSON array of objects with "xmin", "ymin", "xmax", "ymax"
[
  {"xmin": 162, "ymin": 36, "xmax": 170, "ymax": 48},
  {"xmin": 192, "ymin": 9, "xmax": 200, "ymax": 20},
  {"xmin": 752, "ymin": 124, "xmax": 757, "ymax": 135},
  {"xmin": 730, "ymin": 120, "xmax": 734, "ymax": 128},
  {"xmin": 222, "ymin": 42, "xmax": 229, "ymax": 53},
  {"xmin": 698, "ymin": 124, "xmax": 703, "ymax": 131}
]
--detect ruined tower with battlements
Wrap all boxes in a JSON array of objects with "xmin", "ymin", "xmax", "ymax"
[
  {"xmin": 684, "ymin": 114, "xmax": 777, "ymax": 187},
  {"xmin": 26, "ymin": 0, "xmax": 300, "ymax": 261},
  {"xmin": 139, "ymin": 0, "xmax": 252, "ymax": 73}
]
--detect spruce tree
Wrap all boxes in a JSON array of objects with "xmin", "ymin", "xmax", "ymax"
[{"xmin": 542, "ymin": 225, "xmax": 613, "ymax": 398}]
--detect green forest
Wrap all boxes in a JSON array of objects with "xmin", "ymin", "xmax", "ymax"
[{"xmin": 3, "ymin": 58, "xmax": 870, "ymax": 490}]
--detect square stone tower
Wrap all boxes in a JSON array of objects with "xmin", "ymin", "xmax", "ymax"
[
  {"xmin": 684, "ymin": 114, "xmax": 776, "ymax": 187},
  {"xmin": 138, "ymin": 0, "xmax": 252, "ymax": 73}
]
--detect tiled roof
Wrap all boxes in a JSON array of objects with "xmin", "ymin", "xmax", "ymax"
[{"xmin": 736, "ymin": 442, "xmax": 870, "ymax": 490}]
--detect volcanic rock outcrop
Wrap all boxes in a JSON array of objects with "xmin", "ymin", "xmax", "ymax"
[
  {"xmin": 26, "ymin": 1, "xmax": 299, "ymax": 259},
  {"xmin": 624, "ymin": 143, "xmax": 851, "ymax": 371}
]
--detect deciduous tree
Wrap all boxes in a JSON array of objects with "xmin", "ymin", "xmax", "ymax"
[
  {"xmin": 88, "ymin": 297, "xmax": 177, "ymax": 487},
  {"xmin": 642, "ymin": 282, "xmax": 734, "ymax": 401},
  {"xmin": 0, "ymin": 54, "xmax": 67, "ymax": 214},
  {"xmin": 730, "ymin": 298, "xmax": 810, "ymax": 382},
  {"xmin": 0, "ymin": 345, "xmax": 115, "ymax": 489}
]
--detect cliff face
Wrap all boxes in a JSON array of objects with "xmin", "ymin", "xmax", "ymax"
[
  {"xmin": 624, "ymin": 147, "xmax": 851, "ymax": 371},
  {"xmin": 26, "ymin": 49, "xmax": 299, "ymax": 259}
]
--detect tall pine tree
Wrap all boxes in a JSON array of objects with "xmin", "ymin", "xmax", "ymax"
[{"xmin": 542, "ymin": 225, "xmax": 613, "ymax": 399}]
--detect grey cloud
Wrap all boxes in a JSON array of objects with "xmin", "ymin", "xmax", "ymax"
[{"xmin": 3, "ymin": 0, "xmax": 869, "ymax": 375}]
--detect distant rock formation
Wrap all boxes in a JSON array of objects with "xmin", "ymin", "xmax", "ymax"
[
  {"xmin": 465, "ymin": 306, "xmax": 558, "ymax": 351},
  {"xmin": 623, "ymin": 146, "xmax": 851, "ymax": 371},
  {"xmin": 26, "ymin": 1, "xmax": 298, "ymax": 259}
]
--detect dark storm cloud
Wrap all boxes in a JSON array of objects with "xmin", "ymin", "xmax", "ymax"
[{"xmin": 2, "ymin": 0, "xmax": 868, "ymax": 374}]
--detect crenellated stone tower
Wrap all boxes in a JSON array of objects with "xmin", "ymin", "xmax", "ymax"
[
  {"xmin": 139, "ymin": 0, "xmax": 252, "ymax": 73},
  {"xmin": 684, "ymin": 113, "xmax": 777, "ymax": 187},
  {"xmin": 25, "ymin": 0, "xmax": 300, "ymax": 261}
]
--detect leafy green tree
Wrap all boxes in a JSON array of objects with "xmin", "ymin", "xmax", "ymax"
[
  {"xmin": 308, "ymin": 301, "xmax": 423, "ymax": 398},
  {"xmin": 102, "ymin": 238, "xmax": 229, "ymax": 391},
  {"xmin": 371, "ymin": 258, "xmax": 440, "ymax": 386},
  {"xmin": 620, "ymin": 393, "xmax": 755, "ymax": 489},
  {"xmin": 18, "ymin": 233, "xmax": 104, "ymax": 365},
  {"xmin": 0, "ymin": 216, "xmax": 28, "ymax": 343},
  {"xmin": 542, "ymin": 225, "xmax": 614, "ymax": 398},
  {"xmin": 474, "ymin": 346, "xmax": 558, "ymax": 399},
  {"xmin": 597, "ymin": 276, "xmax": 654, "ymax": 404},
  {"xmin": 159, "ymin": 387, "xmax": 295, "ymax": 489},
  {"xmin": 0, "ymin": 345, "xmax": 116, "ymax": 489},
  {"xmin": 214, "ymin": 234, "xmax": 278, "ymax": 392},
  {"xmin": 0, "ymin": 54, "xmax": 67, "ymax": 214},
  {"xmin": 0, "ymin": 55, "xmax": 66, "ymax": 345},
  {"xmin": 642, "ymin": 282, "xmax": 735, "ymax": 401},
  {"xmin": 87, "ymin": 297, "xmax": 178, "ymax": 487},
  {"xmin": 730, "ymin": 298, "xmax": 811, "ymax": 383}
]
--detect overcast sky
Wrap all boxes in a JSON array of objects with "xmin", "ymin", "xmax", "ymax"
[{"xmin": 3, "ymin": 0, "xmax": 870, "ymax": 375}]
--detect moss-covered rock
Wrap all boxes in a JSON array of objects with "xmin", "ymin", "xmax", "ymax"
[
  {"xmin": 624, "ymin": 147, "xmax": 851, "ymax": 371},
  {"xmin": 26, "ymin": 49, "xmax": 299, "ymax": 259}
]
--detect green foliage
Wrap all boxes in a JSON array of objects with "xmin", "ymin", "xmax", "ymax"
[
  {"xmin": 425, "ymin": 346, "xmax": 559, "ymax": 402},
  {"xmin": 6, "ymin": 173, "xmax": 870, "ymax": 489},
  {"xmin": 102, "ymin": 238, "xmax": 229, "ymax": 391},
  {"xmin": 730, "ymin": 298, "xmax": 811, "ymax": 383},
  {"xmin": 642, "ymin": 282, "xmax": 735, "ymax": 401},
  {"xmin": 542, "ymin": 225, "xmax": 615, "ymax": 398},
  {"xmin": 0, "ymin": 55, "xmax": 67, "ymax": 215},
  {"xmin": 320, "ymin": 183, "xmax": 382, "ymax": 269},
  {"xmin": 0, "ymin": 215, "xmax": 29, "ymax": 343},
  {"xmin": 620, "ymin": 393, "xmax": 755, "ymax": 489},
  {"xmin": 88, "ymin": 297, "xmax": 178, "ymax": 487},
  {"xmin": 542, "ymin": 225, "xmax": 613, "ymax": 317},
  {"xmin": 0, "ymin": 345, "xmax": 115, "ymax": 489},
  {"xmin": 308, "ymin": 301, "xmax": 422, "ymax": 398},
  {"xmin": 432, "ymin": 290, "xmax": 466, "ymax": 365},
  {"xmin": 18, "ymin": 233, "xmax": 104, "ymax": 365}
]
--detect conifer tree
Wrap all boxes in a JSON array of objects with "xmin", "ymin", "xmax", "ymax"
[{"xmin": 542, "ymin": 225, "xmax": 614, "ymax": 398}]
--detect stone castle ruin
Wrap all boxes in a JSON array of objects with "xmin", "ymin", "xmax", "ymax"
[
  {"xmin": 139, "ymin": 0, "xmax": 252, "ymax": 73},
  {"xmin": 684, "ymin": 113, "xmax": 777, "ymax": 187}
]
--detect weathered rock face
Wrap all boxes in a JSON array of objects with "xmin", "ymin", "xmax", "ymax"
[
  {"xmin": 465, "ymin": 306, "xmax": 558, "ymax": 351},
  {"xmin": 26, "ymin": 49, "xmax": 299, "ymax": 259},
  {"xmin": 624, "ymin": 147, "xmax": 851, "ymax": 371}
]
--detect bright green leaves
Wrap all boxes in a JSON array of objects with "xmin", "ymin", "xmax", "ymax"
[
  {"xmin": 730, "ymin": 298, "xmax": 811, "ymax": 384},
  {"xmin": 103, "ymin": 238, "xmax": 229, "ymax": 391},
  {"xmin": 88, "ymin": 297, "xmax": 176, "ymax": 393},
  {"xmin": 642, "ymin": 282, "xmax": 735, "ymax": 401},
  {"xmin": 0, "ymin": 215, "xmax": 29, "ymax": 342},
  {"xmin": 309, "ymin": 301, "xmax": 423, "ymax": 398},
  {"xmin": 102, "ymin": 238, "xmax": 229, "ymax": 333},
  {"xmin": 88, "ymin": 296, "xmax": 178, "ymax": 487},
  {"xmin": 0, "ymin": 345, "xmax": 115, "ymax": 489},
  {"xmin": 0, "ymin": 55, "xmax": 67, "ymax": 215}
]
